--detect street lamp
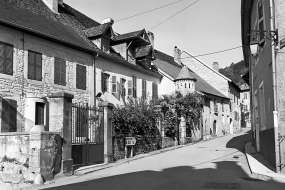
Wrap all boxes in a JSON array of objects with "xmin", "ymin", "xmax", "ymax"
[{"xmin": 249, "ymin": 41, "xmax": 259, "ymax": 58}]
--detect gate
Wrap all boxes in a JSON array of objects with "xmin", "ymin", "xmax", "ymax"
[{"xmin": 71, "ymin": 103, "xmax": 104, "ymax": 166}]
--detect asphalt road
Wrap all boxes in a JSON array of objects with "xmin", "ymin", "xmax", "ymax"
[{"xmin": 36, "ymin": 130, "xmax": 285, "ymax": 190}]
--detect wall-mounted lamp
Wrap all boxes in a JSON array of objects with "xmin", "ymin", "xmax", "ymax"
[
  {"xmin": 249, "ymin": 30, "xmax": 278, "ymax": 57},
  {"xmin": 249, "ymin": 41, "xmax": 259, "ymax": 58}
]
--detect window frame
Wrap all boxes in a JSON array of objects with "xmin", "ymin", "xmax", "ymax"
[
  {"xmin": 0, "ymin": 41, "xmax": 14, "ymax": 76},
  {"xmin": 28, "ymin": 50, "xmax": 42, "ymax": 81}
]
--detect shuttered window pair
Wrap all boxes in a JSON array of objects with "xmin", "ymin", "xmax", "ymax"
[
  {"xmin": 28, "ymin": 51, "xmax": 42, "ymax": 81},
  {"xmin": 152, "ymin": 82, "xmax": 158, "ymax": 99},
  {"xmin": 54, "ymin": 57, "xmax": 66, "ymax": 86},
  {"xmin": 142, "ymin": 79, "xmax": 147, "ymax": 99},
  {"xmin": 0, "ymin": 42, "xmax": 13, "ymax": 76},
  {"xmin": 128, "ymin": 77, "xmax": 137, "ymax": 98},
  {"xmin": 76, "ymin": 64, "xmax": 87, "ymax": 90},
  {"xmin": 101, "ymin": 72, "xmax": 109, "ymax": 92}
]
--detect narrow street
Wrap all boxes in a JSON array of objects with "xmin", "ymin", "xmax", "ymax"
[{"xmin": 36, "ymin": 130, "xmax": 285, "ymax": 190}]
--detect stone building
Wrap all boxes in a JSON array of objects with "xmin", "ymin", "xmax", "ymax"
[
  {"xmin": 0, "ymin": 0, "xmax": 162, "ymax": 133},
  {"xmin": 241, "ymin": 0, "xmax": 285, "ymax": 174},
  {"xmin": 174, "ymin": 47, "xmax": 241, "ymax": 134},
  {"xmin": 153, "ymin": 50, "xmax": 232, "ymax": 140}
]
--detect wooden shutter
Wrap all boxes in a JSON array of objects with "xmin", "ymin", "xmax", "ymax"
[
  {"xmin": 54, "ymin": 58, "xmax": 61, "ymax": 85},
  {"xmin": 112, "ymin": 76, "xmax": 117, "ymax": 93},
  {"xmin": 133, "ymin": 77, "xmax": 137, "ymax": 98},
  {"xmin": 152, "ymin": 82, "xmax": 158, "ymax": 99},
  {"xmin": 35, "ymin": 53, "xmax": 42, "ymax": 81},
  {"xmin": 1, "ymin": 99, "xmax": 17, "ymax": 132},
  {"xmin": 0, "ymin": 44, "xmax": 4, "ymax": 74},
  {"xmin": 258, "ymin": 1, "xmax": 265, "ymax": 42},
  {"xmin": 128, "ymin": 80, "xmax": 133, "ymax": 96},
  {"xmin": 120, "ymin": 78, "xmax": 125, "ymax": 96},
  {"xmin": 28, "ymin": 51, "xmax": 35, "ymax": 79},
  {"xmin": 142, "ymin": 80, "xmax": 146, "ymax": 99},
  {"xmin": 54, "ymin": 58, "xmax": 66, "ymax": 86},
  {"xmin": 5, "ymin": 45, "xmax": 13, "ymax": 75},
  {"xmin": 101, "ymin": 71, "xmax": 105, "ymax": 92},
  {"xmin": 76, "ymin": 64, "xmax": 86, "ymax": 90}
]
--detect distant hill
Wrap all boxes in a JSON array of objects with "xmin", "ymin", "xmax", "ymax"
[{"xmin": 219, "ymin": 60, "xmax": 247, "ymax": 86}]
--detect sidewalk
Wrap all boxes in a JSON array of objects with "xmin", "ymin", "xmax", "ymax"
[{"xmin": 245, "ymin": 141, "xmax": 285, "ymax": 183}]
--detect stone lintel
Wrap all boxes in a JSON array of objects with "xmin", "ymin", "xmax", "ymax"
[
  {"xmin": 49, "ymin": 92, "xmax": 74, "ymax": 99},
  {"xmin": 99, "ymin": 101, "xmax": 115, "ymax": 109}
]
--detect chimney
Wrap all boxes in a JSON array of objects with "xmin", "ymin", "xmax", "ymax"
[
  {"xmin": 42, "ymin": 0, "xmax": 61, "ymax": 13},
  {"xmin": 147, "ymin": 31, "xmax": 154, "ymax": 48},
  {"xmin": 102, "ymin": 18, "xmax": 114, "ymax": 25},
  {"xmin": 213, "ymin": 62, "xmax": 219, "ymax": 71},
  {"xmin": 174, "ymin": 46, "xmax": 182, "ymax": 65}
]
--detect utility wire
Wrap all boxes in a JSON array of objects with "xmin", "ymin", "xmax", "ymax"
[
  {"xmin": 181, "ymin": 45, "xmax": 242, "ymax": 59},
  {"xmin": 149, "ymin": 0, "xmax": 201, "ymax": 30},
  {"xmin": 116, "ymin": 0, "xmax": 184, "ymax": 22}
]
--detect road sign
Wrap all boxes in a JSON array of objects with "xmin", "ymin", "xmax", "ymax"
[{"xmin": 126, "ymin": 137, "xmax": 136, "ymax": 146}]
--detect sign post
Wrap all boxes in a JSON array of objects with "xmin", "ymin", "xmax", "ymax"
[{"xmin": 125, "ymin": 137, "xmax": 136, "ymax": 158}]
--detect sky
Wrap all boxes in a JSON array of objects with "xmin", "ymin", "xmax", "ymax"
[{"xmin": 64, "ymin": 0, "xmax": 243, "ymax": 69}]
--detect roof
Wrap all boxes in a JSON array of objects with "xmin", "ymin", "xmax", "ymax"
[
  {"xmin": 174, "ymin": 66, "xmax": 197, "ymax": 81},
  {"xmin": 153, "ymin": 50, "xmax": 229, "ymax": 99},
  {"xmin": 241, "ymin": 0, "xmax": 254, "ymax": 68},
  {"xmin": 0, "ymin": 0, "xmax": 97, "ymax": 52},
  {"xmin": 112, "ymin": 29, "xmax": 144, "ymax": 42},
  {"xmin": 135, "ymin": 45, "xmax": 152, "ymax": 58},
  {"xmin": 84, "ymin": 23, "xmax": 112, "ymax": 38},
  {"xmin": 181, "ymin": 50, "xmax": 232, "ymax": 82}
]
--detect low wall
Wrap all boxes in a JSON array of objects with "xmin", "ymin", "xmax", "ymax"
[
  {"xmin": 113, "ymin": 136, "xmax": 162, "ymax": 161},
  {"xmin": 162, "ymin": 137, "xmax": 177, "ymax": 148},
  {"xmin": 0, "ymin": 132, "xmax": 62, "ymax": 183}
]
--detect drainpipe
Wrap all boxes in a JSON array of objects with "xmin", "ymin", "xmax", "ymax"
[
  {"xmin": 269, "ymin": 0, "xmax": 280, "ymax": 173},
  {"xmin": 93, "ymin": 52, "xmax": 99, "ymax": 106}
]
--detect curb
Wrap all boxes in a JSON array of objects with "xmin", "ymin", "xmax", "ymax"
[{"xmin": 244, "ymin": 141, "xmax": 285, "ymax": 183}]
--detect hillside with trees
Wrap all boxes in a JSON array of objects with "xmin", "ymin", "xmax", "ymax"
[{"xmin": 219, "ymin": 60, "xmax": 247, "ymax": 86}]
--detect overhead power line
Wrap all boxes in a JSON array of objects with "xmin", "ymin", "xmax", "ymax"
[
  {"xmin": 149, "ymin": 0, "xmax": 201, "ymax": 30},
  {"xmin": 116, "ymin": 0, "xmax": 184, "ymax": 22},
  {"xmin": 181, "ymin": 46, "xmax": 242, "ymax": 59}
]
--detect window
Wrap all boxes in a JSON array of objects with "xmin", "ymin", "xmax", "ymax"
[
  {"xmin": 76, "ymin": 64, "xmax": 86, "ymax": 90},
  {"xmin": 101, "ymin": 72, "xmax": 110, "ymax": 92},
  {"xmin": 257, "ymin": 0, "xmax": 265, "ymax": 44},
  {"xmin": 54, "ymin": 57, "xmax": 66, "ymax": 86},
  {"xmin": 142, "ymin": 79, "xmax": 147, "ymax": 99},
  {"xmin": 28, "ymin": 51, "xmax": 42, "ymax": 81},
  {"xmin": 1, "ymin": 98, "xmax": 17, "ymax": 132},
  {"xmin": 111, "ymin": 76, "xmax": 117, "ymax": 93},
  {"xmin": 120, "ymin": 78, "xmax": 126, "ymax": 96},
  {"xmin": 244, "ymin": 105, "xmax": 248, "ymax": 112},
  {"xmin": 35, "ymin": 102, "xmax": 45, "ymax": 125},
  {"xmin": 152, "ymin": 82, "xmax": 158, "ymax": 99},
  {"xmin": 244, "ymin": 92, "xmax": 247, "ymax": 99},
  {"xmin": 127, "ymin": 77, "xmax": 137, "ymax": 98},
  {"xmin": 229, "ymin": 101, "xmax": 232, "ymax": 112},
  {"xmin": 0, "ymin": 42, "xmax": 13, "ymax": 76}
]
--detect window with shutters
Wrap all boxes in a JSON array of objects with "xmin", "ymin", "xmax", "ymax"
[
  {"xmin": 28, "ymin": 51, "xmax": 42, "ymax": 81},
  {"xmin": 1, "ymin": 98, "xmax": 17, "ymax": 132},
  {"xmin": 152, "ymin": 82, "xmax": 158, "ymax": 99},
  {"xmin": 128, "ymin": 77, "xmax": 137, "ymax": 98},
  {"xmin": 142, "ymin": 79, "xmax": 147, "ymax": 99},
  {"xmin": 101, "ymin": 72, "xmax": 110, "ymax": 92},
  {"xmin": 54, "ymin": 57, "xmax": 66, "ymax": 86},
  {"xmin": 257, "ymin": 0, "xmax": 265, "ymax": 45},
  {"xmin": 76, "ymin": 64, "xmax": 87, "ymax": 90},
  {"xmin": 111, "ymin": 75, "xmax": 120, "ymax": 100},
  {"xmin": 120, "ymin": 78, "xmax": 126, "ymax": 96},
  {"xmin": 0, "ymin": 42, "xmax": 13, "ymax": 76}
]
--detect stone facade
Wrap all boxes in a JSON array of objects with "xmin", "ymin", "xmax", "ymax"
[{"xmin": 0, "ymin": 25, "xmax": 93, "ymax": 132}]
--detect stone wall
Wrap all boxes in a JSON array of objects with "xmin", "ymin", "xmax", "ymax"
[{"xmin": 0, "ymin": 132, "xmax": 62, "ymax": 183}]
